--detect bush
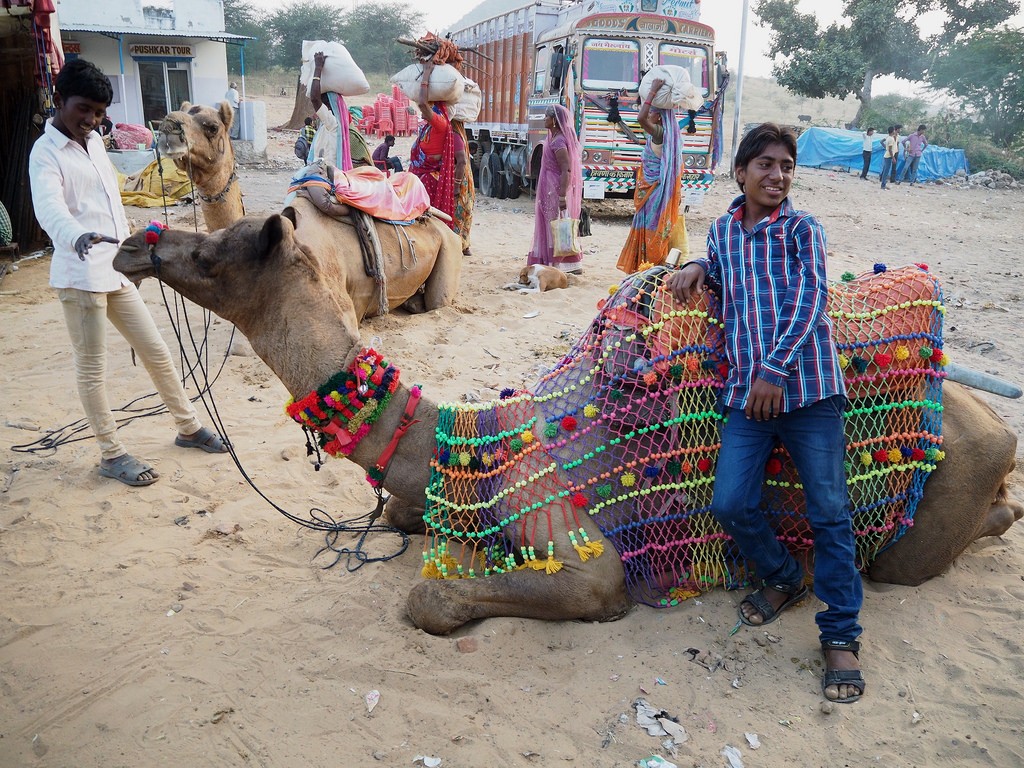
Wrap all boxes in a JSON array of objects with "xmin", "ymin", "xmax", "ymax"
[
  {"xmin": 962, "ymin": 139, "xmax": 1024, "ymax": 180},
  {"xmin": 855, "ymin": 94, "xmax": 928, "ymax": 133}
]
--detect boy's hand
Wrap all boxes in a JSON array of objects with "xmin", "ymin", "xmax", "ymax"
[
  {"xmin": 665, "ymin": 263, "xmax": 705, "ymax": 305},
  {"xmin": 745, "ymin": 378, "xmax": 784, "ymax": 421},
  {"xmin": 74, "ymin": 232, "xmax": 118, "ymax": 260}
]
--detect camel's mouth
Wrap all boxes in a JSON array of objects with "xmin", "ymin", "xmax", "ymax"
[
  {"xmin": 155, "ymin": 135, "xmax": 188, "ymax": 158},
  {"xmin": 112, "ymin": 244, "xmax": 154, "ymax": 280}
]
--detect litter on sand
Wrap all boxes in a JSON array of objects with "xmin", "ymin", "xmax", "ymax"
[
  {"xmin": 413, "ymin": 757, "xmax": 441, "ymax": 767},
  {"xmin": 637, "ymin": 757, "xmax": 677, "ymax": 768},
  {"xmin": 365, "ymin": 689, "xmax": 380, "ymax": 714}
]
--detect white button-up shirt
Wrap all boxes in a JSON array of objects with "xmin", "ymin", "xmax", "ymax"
[{"xmin": 29, "ymin": 119, "xmax": 131, "ymax": 292}]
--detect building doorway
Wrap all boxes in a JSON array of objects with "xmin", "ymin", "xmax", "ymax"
[{"xmin": 138, "ymin": 59, "xmax": 192, "ymax": 129}]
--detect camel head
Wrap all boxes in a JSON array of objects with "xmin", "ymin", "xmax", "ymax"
[
  {"xmin": 114, "ymin": 211, "xmax": 361, "ymax": 394},
  {"xmin": 156, "ymin": 101, "xmax": 234, "ymax": 174}
]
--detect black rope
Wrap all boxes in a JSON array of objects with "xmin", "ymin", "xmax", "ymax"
[{"xmin": 143, "ymin": 154, "xmax": 408, "ymax": 569}]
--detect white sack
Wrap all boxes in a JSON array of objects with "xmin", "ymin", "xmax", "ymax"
[
  {"xmin": 299, "ymin": 40, "xmax": 370, "ymax": 98},
  {"xmin": 448, "ymin": 78, "xmax": 482, "ymax": 123},
  {"xmin": 390, "ymin": 63, "xmax": 465, "ymax": 104},
  {"xmin": 639, "ymin": 65, "xmax": 702, "ymax": 111}
]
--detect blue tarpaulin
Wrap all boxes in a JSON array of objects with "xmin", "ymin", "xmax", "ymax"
[{"xmin": 795, "ymin": 127, "xmax": 969, "ymax": 181}]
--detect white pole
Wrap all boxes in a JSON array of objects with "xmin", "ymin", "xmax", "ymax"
[{"xmin": 729, "ymin": 0, "xmax": 750, "ymax": 177}]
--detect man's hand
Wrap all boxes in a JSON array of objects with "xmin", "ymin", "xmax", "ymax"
[
  {"xmin": 744, "ymin": 378, "xmax": 784, "ymax": 421},
  {"xmin": 74, "ymin": 232, "xmax": 118, "ymax": 260},
  {"xmin": 665, "ymin": 263, "xmax": 706, "ymax": 305},
  {"xmin": 314, "ymin": 52, "xmax": 326, "ymax": 70}
]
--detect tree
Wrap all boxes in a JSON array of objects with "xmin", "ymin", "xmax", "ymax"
[
  {"xmin": 754, "ymin": 0, "xmax": 1019, "ymax": 126},
  {"xmin": 222, "ymin": 0, "xmax": 270, "ymax": 76},
  {"xmin": 928, "ymin": 27, "xmax": 1024, "ymax": 147},
  {"xmin": 340, "ymin": 2, "xmax": 426, "ymax": 75}
]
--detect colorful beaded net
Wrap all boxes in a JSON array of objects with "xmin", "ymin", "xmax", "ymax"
[{"xmin": 423, "ymin": 264, "xmax": 945, "ymax": 606}]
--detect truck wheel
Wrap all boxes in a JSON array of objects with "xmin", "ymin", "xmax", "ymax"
[
  {"xmin": 479, "ymin": 152, "xmax": 498, "ymax": 197},
  {"xmin": 504, "ymin": 173, "xmax": 521, "ymax": 199},
  {"xmin": 489, "ymin": 152, "xmax": 508, "ymax": 199}
]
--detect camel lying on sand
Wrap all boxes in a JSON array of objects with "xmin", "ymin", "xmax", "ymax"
[
  {"xmin": 114, "ymin": 213, "xmax": 1023, "ymax": 635},
  {"xmin": 155, "ymin": 101, "xmax": 244, "ymax": 231}
]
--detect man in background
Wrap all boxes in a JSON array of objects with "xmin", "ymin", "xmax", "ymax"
[
  {"xmin": 372, "ymin": 134, "xmax": 403, "ymax": 173},
  {"xmin": 900, "ymin": 125, "xmax": 928, "ymax": 186},
  {"xmin": 224, "ymin": 81, "xmax": 241, "ymax": 139}
]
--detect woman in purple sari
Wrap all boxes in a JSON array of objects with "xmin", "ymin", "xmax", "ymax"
[{"xmin": 527, "ymin": 104, "xmax": 583, "ymax": 273}]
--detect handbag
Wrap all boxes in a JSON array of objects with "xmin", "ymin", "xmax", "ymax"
[{"xmin": 550, "ymin": 212, "xmax": 581, "ymax": 260}]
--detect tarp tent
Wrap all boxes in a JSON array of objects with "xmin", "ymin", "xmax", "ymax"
[{"xmin": 796, "ymin": 127, "xmax": 969, "ymax": 182}]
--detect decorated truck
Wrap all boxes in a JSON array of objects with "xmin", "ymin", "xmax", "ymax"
[{"xmin": 447, "ymin": 0, "xmax": 728, "ymax": 204}]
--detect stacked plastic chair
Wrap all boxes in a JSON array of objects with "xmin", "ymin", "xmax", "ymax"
[{"xmin": 357, "ymin": 104, "xmax": 376, "ymax": 136}]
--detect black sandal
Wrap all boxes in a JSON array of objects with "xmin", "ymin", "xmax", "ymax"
[
  {"xmin": 738, "ymin": 582, "xmax": 809, "ymax": 627},
  {"xmin": 821, "ymin": 639, "xmax": 865, "ymax": 704}
]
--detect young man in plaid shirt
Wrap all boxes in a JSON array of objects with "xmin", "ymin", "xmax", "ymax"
[{"xmin": 667, "ymin": 123, "xmax": 865, "ymax": 704}]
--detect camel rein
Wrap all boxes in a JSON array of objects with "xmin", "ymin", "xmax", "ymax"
[{"xmin": 142, "ymin": 222, "xmax": 409, "ymax": 571}]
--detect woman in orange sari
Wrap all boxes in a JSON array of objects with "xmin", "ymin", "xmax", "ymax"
[
  {"xmin": 409, "ymin": 61, "xmax": 461, "ymax": 229},
  {"xmin": 617, "ymin": 78, "xmax": 688, "ymax": 274}
]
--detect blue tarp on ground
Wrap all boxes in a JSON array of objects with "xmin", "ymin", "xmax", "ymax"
[{"xmin": 796, "ymin": 126, "xmax": 969, "ymax": 181}]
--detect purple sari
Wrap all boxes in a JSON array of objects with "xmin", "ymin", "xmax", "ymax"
[{"xmin": 527, "ymin": 105, "xmax": 583, "ymax": 271}]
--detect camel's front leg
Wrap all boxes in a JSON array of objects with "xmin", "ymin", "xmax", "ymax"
[
  {"xmin": 421, "ymin": 224, "xmax": 463, "ymax": 311},
  {"xmin": 384, "ymin": 495, "xmax": 426, "ymax": 534},
  {"xmin": 405, "ymin": 554, "xmax": 632, "ymax": 635}
]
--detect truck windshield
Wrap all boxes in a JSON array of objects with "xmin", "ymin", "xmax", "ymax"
[
  {"xmin": 581, "ymin": 38, "xmax": 640, "ymax": 91},
  {"xmin": 659, "ymin": 43, "xmax": 710, "ymax": 96}
]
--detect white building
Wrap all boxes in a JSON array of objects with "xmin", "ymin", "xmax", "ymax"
[{"xmin": 56, "ymin": 0, "xmax": 252, "ymax": 133}]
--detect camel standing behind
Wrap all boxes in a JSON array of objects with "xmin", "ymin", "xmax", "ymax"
[
  {"xmin": 156, "ymin": 101, "xmax": 244, "ymax": 231},
  {"xmin": 113, "ymin": 213, "xmax": 1023, "ymax": 635}
]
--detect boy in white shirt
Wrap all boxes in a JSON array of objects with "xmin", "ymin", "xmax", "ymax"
[
  {"xmin": 859, "ymin": 127, "xmax": 875, "ymax": 179},
  {"xmin": 29, "ymin": 59, "xmax": 228, "ymax": 486}
]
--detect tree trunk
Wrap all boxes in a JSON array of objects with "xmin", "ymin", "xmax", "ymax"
[
  {"xmin": 282, "ymin": 74, "xmax": 316, "ymax": 130},
  {"xmin": 851, "ymin": 68, "xmax": 876, "ymax": 129}
]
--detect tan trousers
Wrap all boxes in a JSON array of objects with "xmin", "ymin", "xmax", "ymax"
[{"xmin": 58, "ymin": 285, "xmax": 201, "ymax": 461}]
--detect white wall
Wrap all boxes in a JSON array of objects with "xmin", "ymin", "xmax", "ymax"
[{"xmin": 57, "ymin": 0, "xmax": 227, "ymax": 35}]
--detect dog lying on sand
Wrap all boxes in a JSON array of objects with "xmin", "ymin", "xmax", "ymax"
[{"xmin": 504, "ymin": 264, "xmax": 570, "ymax": 293}]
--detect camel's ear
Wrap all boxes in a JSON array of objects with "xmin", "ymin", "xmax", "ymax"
[
  {"xmin": 218, "ymin": 100, "xmax": 233, "ymax": 131},
  {"xmin": 256, "ymin": 214, "xmax": 294, "ymax": 259},
  {"xmin": 179, "ymin": 100, "xmax": 192, "ymax": 112}
]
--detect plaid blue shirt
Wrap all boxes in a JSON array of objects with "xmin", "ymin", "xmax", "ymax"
[{"xmin": 691, "ymin": 195, "xmax": 846, "ymax": 413}]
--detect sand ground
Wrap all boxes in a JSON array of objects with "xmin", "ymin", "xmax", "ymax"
[{"xmin": 1, "ymin": 96, "xmax": 1023, "ymax": 767}]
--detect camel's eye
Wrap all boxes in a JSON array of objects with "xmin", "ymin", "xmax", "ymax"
[{"xmin": 201, "ymin": 121, "xmax": 218, "ymax": 137}]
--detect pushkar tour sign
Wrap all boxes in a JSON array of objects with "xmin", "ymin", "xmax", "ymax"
[{"xmin": 128, "ymin": 44, "xmax": 195, "ymax": 57}]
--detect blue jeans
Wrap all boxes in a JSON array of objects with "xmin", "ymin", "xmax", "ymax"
[
  {"xmin": 880, "ymin": 157, "xmax": 893, "ymax": 188},
  {"xmin": 901, "ymin": 155, "xmax": 922, "ymax": 183},
  {"xmin": 711, "ymin": 396, "xmax": 863, "ymax": 644}
]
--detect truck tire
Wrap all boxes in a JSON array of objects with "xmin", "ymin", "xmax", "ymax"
[
  {"xmin": 480, "ymin": 152, "xmax": 506, "ymax": 199},
  {"xmin": 504, "ymin": 172, "xmax": 521, "ymax": 199}
]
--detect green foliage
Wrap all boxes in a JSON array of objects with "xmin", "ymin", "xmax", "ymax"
[
  {"xmin": 928, "ymin": 27, "xmax": 1024, "ymax": 148},
  {"xmin": 223, "ymin": 0, "xmax": 271, "ymax": 74},
  {"xmin": 754, "ymin": 0, "xmax": 1017, "ymax": 118},
  {"xmin": 339, "ymin": 2, "xmax": 425, "ymax": 74},
  {"xmin": 961, "ymin": 139, "xmax": 1024, "ymax": 179},
  {"xmin": 263, "ymin": 1, "xmax": 347, "ymax": 69},
  {"xmin": 857, "ymin": 94, "xmax": 929, "ymax": 134},
  {"xmin": 222, "ymin": 0, "xmax": 425, "ymax": 76}
]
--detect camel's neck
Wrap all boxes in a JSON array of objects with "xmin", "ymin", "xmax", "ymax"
[
  {"xmin": 271, "ymin": 335, "xmax": 439, "ymax": 500},
  {"xmin": 199, "ymin": 182, "xmax": 244, "ymax": 231}
]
